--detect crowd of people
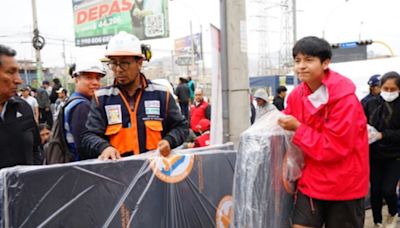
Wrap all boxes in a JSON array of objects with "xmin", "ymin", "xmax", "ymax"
[{"xmin": 0, "ymin": 33, "xmax": 399, "ymax": 227}]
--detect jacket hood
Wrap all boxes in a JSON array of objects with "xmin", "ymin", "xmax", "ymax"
[
  {"xmin": 299, "ymin": 69, "xmax": 356, "ymax": 114},
  {"xmin": 322, "ymin": 69, "xmax": 356, "ymax": 104},
  {"xmin": 301, "ymin": 69, "xmax": 356, "ymax": 103}
]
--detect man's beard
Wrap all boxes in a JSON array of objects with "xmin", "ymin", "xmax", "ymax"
[
  {"xmin": 118, "ymin": 79, "xmax": 135, "ymax": 88},
  {"xmin": 116, "ymin": 73, "xmax": 140, "ymax": 89}
]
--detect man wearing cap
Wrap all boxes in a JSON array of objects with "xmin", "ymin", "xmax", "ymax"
[
  {"xmin": 361, "ymin": 74, "xmax": 381, "ymax": 107},
  {"xmin": 62, "ymin": 60, "xmax": 106, "ymax": 161},
  {"xmin": 253, "ymin": 88, "xmax": 276, "ymax": 120},
  {"xmin": 82, "ymin": 31, "xmax": 188, "ymax": 159},
  {"xmin": 0, "ymin": 44, "xmax": 42, "ymax": 168}
]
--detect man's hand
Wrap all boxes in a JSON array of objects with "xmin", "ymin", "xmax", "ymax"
[
  {"xmin": 186, "ymin": 142, "xmax": 195, "ymax": 148},
  {"xmin": 278, "ymin": 116, "xmax": 301, "ymax": 131},
  {"xmin": 158, "ymin": 140, "xmax": 171, "ymax": 157},
  {"xmin": 98, "ymin": 146, "xmax": 121, "ymax": 161}
]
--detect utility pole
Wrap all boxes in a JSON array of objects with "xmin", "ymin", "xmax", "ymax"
[
  {"xmin": 23, "ymin": 59, "xmax": 29, "ymax": 85},
  {"xmin": 31, "ymin": 0, "xmax": 44, "ymax": 84},
  {"xmin": 170, "ymin": 50, "xmax": 175, "ymax": 84},
  {"xmin": 292, "ymin": 0, "xmax": 298, "ymax": 86},
  {"xmin": 62, "ymin": 39, "xmax": 69, "ymax": 90},
  {"xmin": 200, "ymin": 25, "xmax": 205, "ymax": 80},
  {"xmin": 190, "ymin": 21, "xmax": 196, "ymax": 79},
  {"xmin": 220, "ymin": 0, "xmax": 250, "ymax": 145},
  {"xmin": 292, "ymin": 0, "xmax": 297, "ymax": 44}
]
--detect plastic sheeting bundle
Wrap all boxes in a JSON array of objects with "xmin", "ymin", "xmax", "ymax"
[
  {"xmin": 0, "ymin": 144, "xmax": 236, "ymax": 228},
  {"xmin": 233, "ymin": 108, "xmax": 304, "ymax": 228}
]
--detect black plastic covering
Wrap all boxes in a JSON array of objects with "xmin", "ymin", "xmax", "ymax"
[{"xmin": 0, "ymin": 144, "xmax": 235, "ymax": 228}]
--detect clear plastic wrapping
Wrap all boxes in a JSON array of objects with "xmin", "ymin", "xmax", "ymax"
[
  {"xmin": 233, "ymin": 109, "xmax": 304, "ymax": 228},
  {"xmin": 0, "ymin": 144, "xmax": 236, "ymax": 228}
]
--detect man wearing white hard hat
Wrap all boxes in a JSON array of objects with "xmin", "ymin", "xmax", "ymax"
[
  {"xmin": 253, "ymin": 88, "xmax": 276, "ymax": 120},
  {"xmin": 63, "ymin": 59, "xmax": 106, "ymax": 161},
  {"xmin": 82, "ymin": 31, "xmax": 188, "ymax": 159}
]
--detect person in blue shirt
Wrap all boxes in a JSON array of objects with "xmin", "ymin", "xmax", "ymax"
[{"xmin": 64, "ymin": 59, "xmax": 106, "ymax": 161}]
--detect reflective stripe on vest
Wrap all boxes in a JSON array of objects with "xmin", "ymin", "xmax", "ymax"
[
  {"xmin": 64, "ymin": 96, "xmax": 87, "ymax": 161},
  {"xmin": 105, "ymin": 92, "xmax": 163, "ymax": 155},
  {"xmin": 101, "ymin": 79, "xmax": 168, "ymax": 155},
  {"xmin": 107, "ymin": 90, "xmax": 143, "ymax": 155}
]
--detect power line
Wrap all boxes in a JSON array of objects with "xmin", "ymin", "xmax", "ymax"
[{"xmin": 0, "ymin": 32, "xmax": 31, "ymax": 38}]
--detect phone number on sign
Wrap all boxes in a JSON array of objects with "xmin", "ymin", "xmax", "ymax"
[{"xmin": 76, "ymin": 35, "xmax": 113, "ymax": 46}]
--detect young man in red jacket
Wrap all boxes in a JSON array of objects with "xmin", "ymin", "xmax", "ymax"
[{"xmin": 278, "ymin": 36, "xmax": 369, "ymax": 228}]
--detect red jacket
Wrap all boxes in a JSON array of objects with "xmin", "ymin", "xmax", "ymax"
[
  {"xmin": 190, "ymin": 100, "xmax": 209, "ymax": 133},
  {"xmin": 194, "ymin": 132, "xmax": 210, "ymax": 147},
  {"xmin": 284, "ymin": 69, "xmax": 369, "ymax": 200}
]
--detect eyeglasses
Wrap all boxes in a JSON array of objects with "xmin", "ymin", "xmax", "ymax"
[{"xmin": 107, "ymin": 61, "xmax": 132, "ymax": 71}]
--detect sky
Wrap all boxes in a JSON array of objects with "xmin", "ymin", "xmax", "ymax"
[
  {"xmin": 297, "ymin": 0, "xmax": 400, "ymax": 57},
  {"xmin": 0, "ymin": 0, "xmax": 220, "ymax": 67},
  {"xmin": 0, "ymin": 0, "xmax": 399, "ymax": 68}
]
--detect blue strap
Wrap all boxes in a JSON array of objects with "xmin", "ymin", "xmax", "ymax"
[{"xmin": 63, "ymin": 95, "xmax": 90, "ymax": 161}]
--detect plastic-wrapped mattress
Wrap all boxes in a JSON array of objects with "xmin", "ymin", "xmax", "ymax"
[
  {"xmin": 0, "ymin": 144, "xmax": 235, "ymax": 228},
  {"xmin": 233, "ymin": 108, "xmax": 303, "ymax": 228}
]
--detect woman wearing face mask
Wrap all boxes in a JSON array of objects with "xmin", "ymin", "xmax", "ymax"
[{"xmin": 364, "ymin": 71, "xmax": 400, "ymax": 228}]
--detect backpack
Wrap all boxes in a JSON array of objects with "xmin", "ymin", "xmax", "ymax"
[{"xmin": 44, "ymin": 97, "xmax": 85, "ymax": 164}]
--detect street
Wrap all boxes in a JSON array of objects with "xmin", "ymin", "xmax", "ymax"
[{"xmin": 364, "ymin": 207, "xmax": 399, "ymax": 228}]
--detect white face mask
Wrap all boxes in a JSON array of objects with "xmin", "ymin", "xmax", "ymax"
[{"xmin": 380, "ymin": 91, "xmax": 399, "ymax": 102}]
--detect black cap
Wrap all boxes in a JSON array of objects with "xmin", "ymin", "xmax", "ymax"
[{"xmin": 368, "ymin": 74, "xmax": 381, "ymax": 86}]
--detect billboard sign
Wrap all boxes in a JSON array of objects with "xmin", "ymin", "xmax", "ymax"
[
  {"xmin": 174, "ymin": 33, "xmax": 203, "ymax": 62},
  {"xmin": 339, "ymin": 41, "xmax": 358, "ymax": 49},
  {"xmin": 331, "ymin": 46, "xmax": 367, "ymax": 63},
  {"xmin": 72, "ymin": 0, "xmax": 169, "ymax": 47}
]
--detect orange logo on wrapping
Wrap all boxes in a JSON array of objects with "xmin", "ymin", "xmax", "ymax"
[
  {"xmin": 216, "ymin": 195, "xmax": 233, "ymax": 228},
  {"xmin": 151, "ymin": 154, "xmax": 195, "ymax": 184}
]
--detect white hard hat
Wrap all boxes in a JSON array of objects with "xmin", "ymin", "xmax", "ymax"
[
  {"xmin": 254, "ymin": 89, "xmax": 269, "ymax": 102},
  {"xmin": 105, "ymin": 31, "xmax": 144, "ymax": 58},
  {"xmin": 73, "ymin": 59, "xmax": 106, "ymax": 77}
]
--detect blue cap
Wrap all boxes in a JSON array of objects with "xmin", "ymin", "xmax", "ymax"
[{"xmin": 368, "ymin": 74, "xmax": 381, "ymax": 86}]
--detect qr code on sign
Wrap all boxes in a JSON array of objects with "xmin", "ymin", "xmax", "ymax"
[{"xmin": 145, "ymin": 14, "xmax": 164, "ymax": 37}]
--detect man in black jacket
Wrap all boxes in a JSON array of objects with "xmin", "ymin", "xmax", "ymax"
[
  {"xmin": 175, "ymin": 77, "xmax": 190, "ymax": 120},
  {"xmin": 0, "ymin": 44, "xmax": 42, "ymax": 168},
  {"xmin": 272, "ymin": 85, "xmax": 287, "ymax": 111},
  {"xmin": 36, "ymin": 80, "xmax": 53, "ymax": 127}
]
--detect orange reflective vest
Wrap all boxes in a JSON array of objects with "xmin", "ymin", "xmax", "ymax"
[{"xmin": 96, "ymin": 78, "xmax": 170, "ymax": 155}]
